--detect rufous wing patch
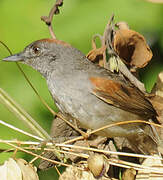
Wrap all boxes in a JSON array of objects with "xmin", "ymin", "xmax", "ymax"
[{"xmin": 89, "ymin": 77, "xmax": 157, "ymax": 119}]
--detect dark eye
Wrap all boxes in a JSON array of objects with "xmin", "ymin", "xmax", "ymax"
[{"xmin": 32, "ymin": 46, "xmax": 41, "ymax": 55}]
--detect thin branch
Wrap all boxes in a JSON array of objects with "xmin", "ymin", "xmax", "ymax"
[
  {"xmin": 41, "ymin": 0, "xmax": 64, "ymax": 39},
  {"xmin": 0, "ymin": 87, "xmax": 50, "ymax": 140},
  {"xmin": 102, "ymin": 14, "xmax": 115, "ymax": 69},
  {"xmin": 89, "ymin": 119, "xmax": 163, "ymax": 137},
  {"xmin": 0, "ymin": 139, "xmax": 162, "ymax": 161},
  {"xmin": 4, "ymin": 141, "xmax": 71, "ymax": 168},
  {"xmin": 0, "ymin": 41, "xmax": 12, "ymax": 55},
  {"xmin": 0, "ymin": 120, "xmax": 43, "ymax": 141},
  {"xmin": 102, "ymin": 15, "xmax": 146, "ymax": 92}
]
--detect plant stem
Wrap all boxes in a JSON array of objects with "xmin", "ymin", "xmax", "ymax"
[{"xmin": 0, "ymin": 87, "xmax": 51, "ymax": 140}]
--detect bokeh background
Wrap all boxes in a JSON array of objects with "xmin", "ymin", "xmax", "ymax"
[{"xmin": 0, "ymin": 0, "xmax": 163, "ymax": 179}]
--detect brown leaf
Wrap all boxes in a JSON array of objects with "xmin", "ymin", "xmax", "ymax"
[
  {"xmin": 0, "ymin": 158, "xmax": 22, "ymax": 180},
  {"xmin": 0, "ymin": 158, "xmax": 39, "ymax": 180},
  {"xmin": 152, "ymin": 71, "xmax": 163, "ymax": 98},
  {"xmin": 150, "ymin": 71, "xmax": 163, "ymax": 124},
  {"xmin": 136, "ymin": 155, "xmax": 163, "ymax": 180},
  {"xmin": 150, "ymin": 95, "xmax": 163, "ymax": 152},
  {"xmin": 122, "ymin": 168, "xmax": 136, "ymax": 180},
  {"xmin": 87, "ymin": 154, "xmax": 108, "ymax": 178},
  {"xmin": 87, "ymin": 37, "xmax": 106, "ymax": 67},
  {"xmin": 59, "ymin": 166, "xmax": 111, "ymax": 180},
  {"xmin": 16, "ymin": 159, "xmax": 39, "ymax": 180},
  {"xmin": 113, "ymin": 22, "xmax": 153, "ymax": 69},
  {"xmin": 146, "ymin": 0, "xmax": 163, "ymax": 3},
  {"xmin": 150, "ymin": 96, "xmax": 163, "ymax": 122}
]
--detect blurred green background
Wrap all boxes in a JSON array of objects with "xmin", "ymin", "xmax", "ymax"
[{"xmin": 0, "ymin": 0, "xmax": 163, "ymax": 179}]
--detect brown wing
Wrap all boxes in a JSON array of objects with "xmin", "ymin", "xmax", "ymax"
[{"xmin": 90, "ymin": 77, "xmax": 157, "ymax": 120}]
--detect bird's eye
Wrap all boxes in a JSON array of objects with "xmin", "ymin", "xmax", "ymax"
[{"xmin": 32, "ymin": 46, "xmax": 41, "ymax": 55}]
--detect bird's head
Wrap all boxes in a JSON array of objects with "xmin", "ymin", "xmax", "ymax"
[{"xmin": 3, "ymin": 39, "xmax": 83, "ymax": 77}]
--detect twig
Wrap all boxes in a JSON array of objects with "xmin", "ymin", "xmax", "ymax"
[
  {"xmin": 102, "ymin": 14, "xmax": 115, "ymax": 68},
  {"xmin": 0, "ymin": 120, "xmax": 43, "ymax": 141},
  {"xmin": 109, "ymin": 158, "xmax": 163, "ymax": 173},
  {"xmin": 103, "ymin": 14, "xmax": 115, "ymax": 54},
  {"xmin": 102, "ymin": 15, "xmax": 146, "ymax": 92},
  {"xmin": 89, "ymin": 119, "xmax": 163, "ymax": 136},
  {"xmin": 117, "ymin": 59, "xmax": 146, "ymax": 92},
  {"xmin": 4, "ymin": 141, "xmax": 71, "ymax": 168},
  {"xmin": 0, "ymin": 87, "xmax": 50, "ymax": 140},
  {"xmin": 41, "ymin": 0, "xmax": 64, "ymax": 39},
  {"xmin": 55, "ymin": 166, "xmax": 62, "ymax": 176},
  {"xmin": 0, "ymin": 139, "xmax": 162, "ymax": 161}
]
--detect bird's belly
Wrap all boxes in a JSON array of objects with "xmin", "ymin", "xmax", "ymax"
[
  {"xmin": 49, "ymin": 84, "xmax": 142, "ymax": 138},
  {"xmin": 47, "ymin": 72, "xmax": 144, "ymax": 138},
  {"xmin": 70, "ymin": 96, "xmax": 143, "ymax": 137}
]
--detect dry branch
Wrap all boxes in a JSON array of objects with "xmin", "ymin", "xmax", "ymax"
[{"xmin": 41, "ymin": 0, "xmax": 64, "ymax": 39}]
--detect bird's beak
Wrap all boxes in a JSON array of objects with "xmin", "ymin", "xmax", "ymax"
[{"xmin": 3, "ymin": 53, "xmax": 24, "ymax": 62}]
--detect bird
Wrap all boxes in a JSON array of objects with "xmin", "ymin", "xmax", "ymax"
[{"xmin": 3, "ymin": 38, "xmax": 159, "ymax": 154}]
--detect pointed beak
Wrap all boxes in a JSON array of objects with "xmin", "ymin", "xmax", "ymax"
[{"xmin": 3, "ymin": 53, "xmax": 24, "ymax": 62}]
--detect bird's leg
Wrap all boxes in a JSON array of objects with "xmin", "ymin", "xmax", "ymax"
[
  {"xmin": 68, "ymin": 115, "xmax": 90, "ymax": 139},
  {"xmin": 55, "ymin": 112, "xmax": 88, "ymax": 138}
]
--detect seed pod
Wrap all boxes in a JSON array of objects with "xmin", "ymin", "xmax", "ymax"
[
  {"xmin": 0, "ymin": 158, "xmax": 39, "ymax": 180},
  {"xmin": 87, "ymin": 154, "xmax": 108, "ymax": 178}
]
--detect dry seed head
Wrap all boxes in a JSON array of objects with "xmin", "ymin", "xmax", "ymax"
[{"xmin": 87, "ymin": 154, "xmax": 108, "ymax": 178}]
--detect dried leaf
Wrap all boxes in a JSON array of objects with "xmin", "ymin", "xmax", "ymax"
[
  {"xmin": 0, "ymin": 161, "xmax": 7, "ymax": 180},
  {"xmin": 0, "ymin": 158, "xmax": 38, "ymax": 180},
  {"xmin": 87, "ymin": 154, "xmax": 108, "ymax": 179},
  {"xmin": 122, "ymin": 168, "xmax": 136, "ymax": 180},
  {"xmin": 0, "ymin": 158, "xmax": 22, "ymax": 180},
  {"xmin": 136, "ymin": 155, "xmax": 163, "ymax": 180},
  {"xmin": 150, "ymin": 95, "xmax": 163, "ymax": 153},
  {"xmin": 152, "ymin": 72, "xmax": 163, "ymax": 98},
  {"xmin": 59, "ymin": 166, "xmax": 111, "ymax": 180},
  {"xmin": 113, "ymin": 22, "xmax": 153, "ymax": 69},
  {"xmin": 150, "ymin": 71, "xmax": 163, "ymax": 123},
  {"xmin": 146, "ymin": 0, "xmax": 163, "ymax": 3},
  {"xmin": 87, "ymin": 37, "xmax": 106, "ymax": 67},
  {"xmin": 150, "ymin": 96, "xmax": 163, "ymax": 122},
  {"xmin": 16, "ymin": 159, "xmax": 39, "ymax": 180}
]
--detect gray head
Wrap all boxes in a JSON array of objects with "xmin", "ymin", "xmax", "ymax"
[{"xmin": 3, "ymin": 39, "xmax": 86, "ymax": 77}]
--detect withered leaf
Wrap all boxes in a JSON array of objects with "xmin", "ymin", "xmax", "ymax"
[
  {"xmin": 2, "ymin": 158, "xmax": 22, "ymax": 180},
  {"xmin": 122, "ymin": 168, "xmax": 136, "ymax": 180},
  {"xmin": 146, "ymin": 0, "xmax": 163, "ymax": 3},
  {"xmin": 87, "ymin": 37, "xmax": 106, "ymax": 67},
  {"xmin": 16, "ymin": 159, "xmax": 39, "ymax": 180},
  {"xmin": 113, "ymin": 24, "xmax": 153, "ymax": 69},
  {"xmin": 59, "ymin": 166, "xmax": 111, "ymax": 180},
  {"xmin": 136, "ymin": 155, "xmax": 163, "ymax": 180},
  {"xmin": 0, "ymin": 158, "xmax": 39, "ymax": 180}
]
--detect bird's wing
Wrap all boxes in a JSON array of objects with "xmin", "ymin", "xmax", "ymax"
[{"xmin": 89, "ymin": 77, "xmax": 157, "ymax": 119}]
